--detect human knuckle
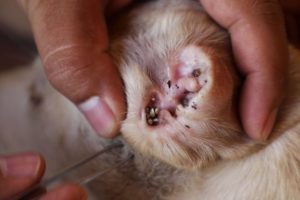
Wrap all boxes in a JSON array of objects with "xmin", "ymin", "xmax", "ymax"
[{"xmin": 44, "ymin": 55, "xmax": 92, "ymax": 88}]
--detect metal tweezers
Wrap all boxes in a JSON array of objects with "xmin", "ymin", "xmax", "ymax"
[{"xmin": 13, "ymin": 143, "xmax": 132, "ymax": 200}]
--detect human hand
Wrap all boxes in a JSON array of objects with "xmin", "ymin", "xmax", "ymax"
[
  {"xmin": 17, "ymin": 0, "xmax": 132, "ymax": 138},
  {"xmin": 0, "ymin": 153, "xmax": 86, "ymax": 200},
  {"xmin": 199, "ymin": 0, "xmax": 288, "ymax": 140}
]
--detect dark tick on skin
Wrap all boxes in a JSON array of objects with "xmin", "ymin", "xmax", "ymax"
[
  {"xmin": 192, "ymin": 69, "xmax": 201, "ymax": 77},
  {"xmin": 185, "ymin": 125, "xmax": 191, "ymax": 129},
  {"xmin": 146, "ymin": 106, "xmax": 160, "ymax": 126},
  {"xmin": 191, "ymin": 102, "xmax": 197, "ymax": 110},
  {"xmin": 181, "ymin": 98, "xmax": 189, "ymax": 107},
  {"xmin": 167, "ymin": 80, "xmax": 172, "ymax": 88}
]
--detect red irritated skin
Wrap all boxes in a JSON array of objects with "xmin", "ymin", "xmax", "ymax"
[{"xmin": 110, "ymin": 0, "xmax": 259, "ymax": 169}]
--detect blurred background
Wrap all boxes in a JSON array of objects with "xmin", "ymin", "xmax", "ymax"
[{"xmin": 0, "ymin": 0, "xmax": 36, "ymax": 69}]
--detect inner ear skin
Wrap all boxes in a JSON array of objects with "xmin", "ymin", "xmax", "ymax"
[
  {"xmin": 191, "ymin": 46, "xmax": 262, "ymax": 161},
  {"xmin": 143, "ymin": 45, "xmax": 239, "ymax": 127},
  {"xmin": 139, "ymin": 45, "xmax": 258, "ymax": 168},
  {"xmin": 120, "ymin": 43, "xmax": 261, "ymax": 169}
]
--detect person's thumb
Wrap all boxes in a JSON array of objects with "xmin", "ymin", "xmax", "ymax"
[
  {"xmin": 19, "ymin": 0, "xmax": 126, "ymax": 138},
  {"xmin": 0, "ymin": 153, "xmax": 45, "ymax": 200},
  {"xmin": 40, "ymin": 183, "xmax": 87, "ymax": 200}
]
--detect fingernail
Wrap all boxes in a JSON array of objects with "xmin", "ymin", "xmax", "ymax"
[
  {"xmin": 260, "ymin": 108, "xmax": 278, "ymax": 140},
  {"xmin": 78, "ymin": 96, "xmax": 118, "ymax": 138},
  {"xmin": 0, "ymin": 154, "xmax": 41, "ymax": 178}
]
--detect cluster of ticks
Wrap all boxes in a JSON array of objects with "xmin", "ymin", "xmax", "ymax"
[{"xmin": 145, "ymin": 68, "xmax": 201, "ymax": 126}]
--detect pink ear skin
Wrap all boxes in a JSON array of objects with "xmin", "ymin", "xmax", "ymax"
[
  {"xmin": 143, "ymin": 45, "xmax": 240, "ymax": 128},
  {"xmin": 123, "ymin": 45, "xmax": 256, "ymax": 169},
  {"xmin": 168, "ymin": 45, "xmax": 211, "ymax": 107}
]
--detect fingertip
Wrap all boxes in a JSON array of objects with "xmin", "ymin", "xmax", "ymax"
[
  {"xmin": 78, "ymin": 96, "xmax": 120, "ymax": 138},
  {"xmin": 0, "ymin": 152, "xmax": 45, "ymax": 179},
  {"xmin": 243, "ymin": 108, "xmax": 278, "ymax": 141},
  {"xmin": 260, "ymin": 108, "xmax": 278, "ymax": 140},
  {"xmin": 0, "ymin": 153, "xmax": 45, "ymax": 200},
  {"xmin": 40, "ymin": 183, "xmax": 87, "ymax": 200},
  {"xmin": 44, "ymin": 51, "xmax": 126, "ymax": 138},
  {"xmin": 240, "ymin": 78, "xmax": 281, "ymax": 141}
]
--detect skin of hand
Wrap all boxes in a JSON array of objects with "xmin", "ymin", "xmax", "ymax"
[
  {"xmin": 199, "ymin": 0, "xmax": 288, "ymax": 140},
  {"xmin": 0, "ymin": 153, "xmax": 86, "ymax": 200},
  {"xmin": 17, "ymin": 0, "xmax": 132, "ymax": 138}
]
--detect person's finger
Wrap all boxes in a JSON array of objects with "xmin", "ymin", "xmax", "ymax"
[
  {"xmin": 0, "ymin": 153, "xmax": 45, "ymax": 200},
  {"xmin": 18, "ymin": 0, "xmax": 128, "ymax": 138},
  {"xmin": 40, "ymin": 183, "xmax": 86, "ymax": 200},
  {"xmin": 200, "ymin": 0, "xmax": 288, "ymax": 140}
]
